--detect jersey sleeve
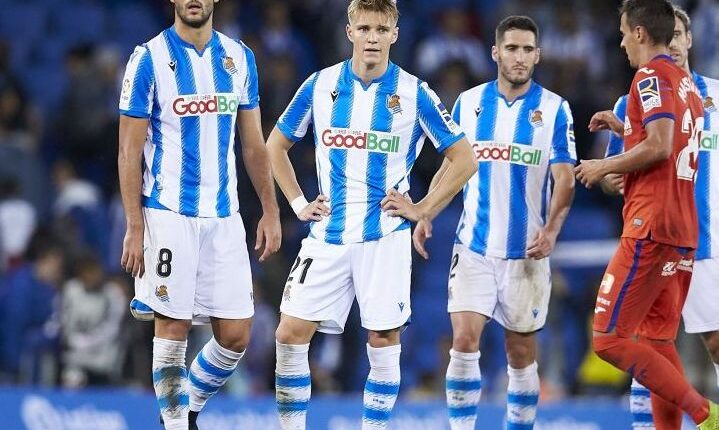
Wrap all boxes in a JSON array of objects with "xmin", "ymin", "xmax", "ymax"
[
  {"xmin": 238, "ymin": 42, "xmax": 259, "ymax": 110},
  {"xmin": 417, "ymin": 81, "xmax": 465, "ymax": 153},
  {"xmin": 550, "ymin": 99, "xmax": 577, "ymax": 164},
  {"xmin": 635, "ymin": 65, "xmax": 677, "ymax": 126},
  {"xmin": 451, "ymin": 93, "xmax": 462, "ymax": 126},
  {"xmin": 605, "ymin": 95, "xmax": 628, "ymax": 157},
  {"xmin": 276, "ymin": 72, "xmax": 318, "ymax": 142},
  {"xmin": 119, "ymin": 45, "xmax": 155, "ymax": 118}
]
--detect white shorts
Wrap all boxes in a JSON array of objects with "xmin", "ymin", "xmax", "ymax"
[
  {"xmin": 280, "ymin": 229, "xmax": 411, "ymax": 334},
  {"xmin": 683, "ymin": 257, "xmax": 719, "ymax": 333},
  {"xmin": 447, "ymin": 243, "xmax": 551, "ymax": 333},
  {"xmin": 133, "ymin": 208, "xmax": 254, "ymax": 322}
]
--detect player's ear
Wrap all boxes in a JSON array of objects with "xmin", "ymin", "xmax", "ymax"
[
  {"xmin": 391, "ymin": 26, "xmax": 399, "ymax": 45},
  {"xmin": 346, "ymin": 23, "xmax": 353, "ymax": 43},
  {"xmin": 491, "ymin": 45, "xmax": 498, "ymax": 63},
  {"xmin": 534, "ymin": 47, "xmax": 541, "ymax": 64},
  {"xmin": 687, "ymin": 30, "xmax": 693, "ymax": 50}
]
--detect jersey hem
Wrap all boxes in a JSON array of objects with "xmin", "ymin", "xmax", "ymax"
[
  {"xmin": 642, "ymin": 112, "xmax": 675, "ymax": 126},
  {"xmin": 436, "ymin": 132, "xmax": 465, "ymax": 154},
  {"xmin": 276, "ymin": 121, "xmax": 303, "ymax": 142},
  {"xmin": 238, "ymin": 101, "xmax": 259, "ymax": 110}
]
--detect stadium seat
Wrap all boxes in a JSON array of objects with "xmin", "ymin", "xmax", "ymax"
[
  {"xmin": 51, "ymin": 3, "xmax": 107, "ymax": 44},
  {"xmin": 0, "ymin": 3, "xmax": 48, "ymax": 43}
]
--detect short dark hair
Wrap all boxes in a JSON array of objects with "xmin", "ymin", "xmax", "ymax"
[
  {"xmin": 495, "ymin": 15, "xmax": 539, "ymax": 45},
  {"xmin": 619, "ymin": 0, "xmax": 675, "ymax": 46},
  {"xmin": 674, "ymin": 5, "xmax": 691, "ymax": 33}
]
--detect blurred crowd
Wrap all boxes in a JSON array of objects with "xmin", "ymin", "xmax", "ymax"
[{"xmin": 1, "ymin": 0, "xmax": 719, "ymax": 401}]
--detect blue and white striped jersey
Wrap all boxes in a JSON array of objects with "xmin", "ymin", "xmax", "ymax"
[
  {"xmin": 277, "ymin": 60, "xmax": 465, "ymax": 245},
  {"xmin": 119, "ymin": 26, "xmax": 259, "ymax": 218},
  {"xmin": 606, "ymin": 72, "xmax": 719, "ymax": 259},
  {"xmin": 454, "ymin": 81, "xmax": 577, "ymax": 259}
]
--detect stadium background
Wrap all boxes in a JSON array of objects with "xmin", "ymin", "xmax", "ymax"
[{"xmin": 0, "ymin": 0, "xmax": 718, "ymax": 428}]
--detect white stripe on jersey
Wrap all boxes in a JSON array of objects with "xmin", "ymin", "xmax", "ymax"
[
  {"xmin": 455, "ymin": 80, "xmax": 576, "ymax": 259},
  {"xmin": 119, "ymin": 26, "xmax": 259, "ymax": 218},
  {"xmin": 277, "ymin": 60, "xmax": 464, "ymax": 244}
]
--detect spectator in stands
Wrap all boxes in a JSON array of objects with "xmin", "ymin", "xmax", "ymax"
[{"xmin": 0, "ymin": 177, "xmax": 36, "ymax": 271}]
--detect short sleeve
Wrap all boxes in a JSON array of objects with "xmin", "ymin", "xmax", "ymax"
[
  {"xmin": 451, "ymin": 93, "xmax": 462, "ymax": 125},
  {"xmin": 119, "ymin": 45, "xmax": 155, "ymax": 118},
  {"xmin": 416, "ymin": 81, "xmax": 465, "ymax": 153},
  {"xmin": 238, "ymin": 42, "xmax": 259, "ymax": 110},
  {"xmin": 550, "ymin": 100, "xmax": 577, "ymax": 164},
  {"xmin": 276, "ymin": 72, "xmax": 318, "ymax": 142},
  {"xmin": 606, "ymin": 95, "xmax": 628, "ymax": 157},
  {"xmin": 635, "ymin": 66, "xmax": 676, "ymax": 126}
]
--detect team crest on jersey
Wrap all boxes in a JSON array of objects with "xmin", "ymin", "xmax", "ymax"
[
  {"xmin": 222, "ymin": 56, "xmax": 237, "ymax": 74},
  {"xmin": 155, "ymin": 285, "xmax": 170, "ymax": 302},
  {"xmin": 638, "ymin": 76, "xmax": 661, "ymax": 113},
  {"xmin": 529, "ymin": 110, "xmax": 544, "ymax": 127},
  {"xmin": 705, "ymin": 96, "xmax": 717, "ymax": 113},
  {"xmin": 387, "ymin": 94, "xmax": 402, "ymax": 114}
]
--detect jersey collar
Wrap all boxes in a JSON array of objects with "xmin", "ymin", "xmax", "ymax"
[
  {"xmin": 345, "ymin": 60, "xmax": 397, "ymax": 91},
  {"xmin": 168, "ymin": 25, "xmax": 220, "ymax": 57},
  {"xmin": 493, "ymin": 79, "xmax": 538, "ymax": 108}
]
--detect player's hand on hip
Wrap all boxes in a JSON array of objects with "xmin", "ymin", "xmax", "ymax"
[
  {"xmin": 600, "ymin": 173, "xmax": 625, "ymax": 196},
  {"xmin": 526, "ymin": 228, "xmax": 556, "ymax": 260},
  {"xmin": 381, "ymin": 188, "xmax": 423, "ymax": 222},
  {"xmin": 589, "ymin": 110, "xmax": 624, "ymax": 135},
  {"xmin": 256, "ymin": 212, "xmax": 282, "ymax": 262},
  {"xmin": 121, "ymin": 226, "xmax": 145, "ymax": 278},
  {"xmin": 412, "ymin": 219, "xmax": 432, "ymax": 259},
  {"xmin": 298, "ymin": 194, "xmax": 331, "ymax": 222},
  {"xmin": 574, "ymin": 159, "xmax": 607, "ymax": 188}
]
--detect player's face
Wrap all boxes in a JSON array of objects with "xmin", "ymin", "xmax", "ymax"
[
  {"xmin": 668, "ymin": 16, "xmax": 692, "ymax": 70},
  {"xmin": 619, "ymin": 13, "xmax": 639, "ymax": 68},
  {"xmin": 346, "ymin": 11, "xmax": 398, "ymax": 68},
  {"xmin": 492, "ymin": 29, "xmax": 539, "ymax": 86},
  {"xmin": 172, "ymin": 0, "xmax": 217, "ymax": 29}
]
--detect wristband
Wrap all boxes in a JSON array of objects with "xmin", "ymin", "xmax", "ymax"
[{"xmin": 290, "ymin": 195, "xmax": 310, "ymax": 216}]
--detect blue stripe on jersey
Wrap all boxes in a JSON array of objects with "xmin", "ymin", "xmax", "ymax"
[
  {"xmin": 325, "ymin": 61, "xmax": 354, "ymax": 244},
  {"xmin": 405, "ymin": 119, "xmax": 423, "ymax": 181},
  {"xmin": 551, "ymin": 102, "xmax": 573, "ymax": 163},
  {"xmin": 164, "ymin": 30, "xmax": 201, "ymax": 217},
  {"xmin": 211, "ymin": 41, "xmax": 233, "ymax": 217},
  {"xmin": 540, "ymin": 170, "xmax": 550, "ymax": 223},
  {"xmin": 277, "ymin": 73, "xmax": 318, "ymax": 141},
  {"xmin": 128, "ymin": 49, "xmax": 154, "ymax": 117},
  {"xmin": 695, "ymin": 73, "xmax": 711, "ymax": 259},
  {"xmin": 507, "ymin": 85, "xmax": 542, "ymax": 258},
  {"xmin": 239, "ymin": 42, "xmax": 259, "ymax": 109},
  {"xmin": 469, "ymin": 83, "xmax": 498, "ymax": 254},
  {"xmin": 149, "ymin": 83, "xmax": 165, "ymax": 203},
  {"xmin": 452, "ymin": 95, "xmax": 462, "ymax": 124},
  {"xmin": 364, "ymin": 64, "xmax": 400, "ymax": 241},
  {"xmin": 606, "ymin": 96, "xmax": 628, "ymax": 157}
]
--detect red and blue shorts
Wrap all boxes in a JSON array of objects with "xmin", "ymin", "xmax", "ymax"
[{"xmin": 593, "ymin": 238, "xmax": 694, "ymax": 340}]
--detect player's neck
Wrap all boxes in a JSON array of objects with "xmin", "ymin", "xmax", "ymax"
[
  {"xmin": 351, "ymin": 59, "xmax": 389, "ymax": 86},
  {"xmin": 637, "ymin": 45, "xmax": 670, "ymax": 68},
  {"xmin": 496, "ymin": 77, "xmax": 532, "ymax": 103},
  {"xmin": 174, "ymin": 20, "xmax": 214, "ymax": 52}
]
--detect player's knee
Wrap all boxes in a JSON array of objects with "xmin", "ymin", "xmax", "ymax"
[
  {"xmin": 155, "ymin": 315, "xmax": 192, "ymax": 341},
  {"xmin": 367, "ymin": 329, "xmax": 400, "ymax": 348},
  {"xmin": 702, "ymin": 331, "xmax": 719, "ymax": 363},
  {"xmin": 452, "ymin": 331, "xmax": 480, "ymax": 352},
  {"xmin": 275, "ymin": 321, "xmax": 312, "ymax": 345},
  {"xmin": 505, "ymin": 339, "xmax": 534, "ymax": 368},
  {"xmin": 216, "ymin": 332, "xmax": 250, "ymax": 353}
]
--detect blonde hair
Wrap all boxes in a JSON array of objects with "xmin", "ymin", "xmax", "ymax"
[{"xmin": 347, "ymin": 0, "xmax": 399, "ymax": 24}]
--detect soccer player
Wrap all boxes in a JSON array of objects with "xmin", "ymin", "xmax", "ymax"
[
  {"xmin": 118, "ymin": 0, "xmax": 281, "ymax": 429},
  {"xmin": 414, "ymin": 15, "xmax": 576, "ymax": 430},
  {"xmin": 599, "ymin": 6, "xmax": 719, "ymax": 430},
  {"xmin": 265, "ymin": 0, "xmax": 477, "ymax": 428},
  {"xmin": 574, "ymin": 1, "xmax": 718, "ymax": 429}
]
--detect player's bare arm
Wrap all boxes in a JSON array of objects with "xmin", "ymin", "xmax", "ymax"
[
  {"xmin": 527, "ymin": 163, "xmax": 575, "ymax": 260},
  {"xmin": 588, "ymin": 110, "xmax": 624, "ymax": 134},
  {"xmin": 118, "ymin": 115, "xmax": 149, "ymax": 278},
  {"xmin": 266, "ymin": 126, "xmax": 331, "ymax": 222},
  {"xmin": 238, "ymin": 108, "xmax": 281, "ymax": 262},
  {"xmin": 600, "ymin": 173, "xmax": 625, "ymax": 196},
  {"xmin": 575, "ymin": 117, "xmax": 674, "ymax": 187},
  {"xmin": 381, "ymin": 137, "xmax": 476, "ymax": 222}
]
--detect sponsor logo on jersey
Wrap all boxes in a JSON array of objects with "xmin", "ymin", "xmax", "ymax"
[
  {"xmin": 472, "ymin": 141, "xmax": 542, "ymax": 167},
  {"xmin": 700, "ymin": 131, "xmax": 719, "ymax": 151},
  {"xmin": 597, "ymin": 297, "xmax": 612, "ymax": 307},
  {"xmin": 387, "ymin": 94, "xmax": 402, "ymax": 115},
  {"xmin": 704, "ymin": 96, "xmax": 716, "ymax": 113},
  {"xmin": 677, "ymin": 257, "xmax": 694, "ymax": 273},
  {"xmin": 678, "ymin": 76, "xmax": 701, "ymax": 103},
  {"xmin": 321, "ymin": 128, "xmax": 401, "ymax": 153},
  {"xmin": 661, "ymin": 261, "xmax": 678, "ymax": 277},
  {"xmin": 638, "ymin": 76, "xmax": 661, "ymax": 112},
  {"xmin": 600, "ymin": 273, "xmax": 614, "ymax": 294},
  {"xmin": 529, "ymin": 110, "xmax": 544, "ymax": 127},
  {"xmin": 120, "ymin": 78, "xmax": 131, "ymax": 102},
  {"xmin": 222, "ymin": 56, "xmax": 237, "ymax": 74},
  {"xmin": 172, "ymin": 93, "xmax": 240, "ymax": 117},
  {"xmin": 155, "ymin": 285, "xmax": 169, "ymax": 302}
]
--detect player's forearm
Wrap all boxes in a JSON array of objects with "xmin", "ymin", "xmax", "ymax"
[
  {"xmin": 603, "ymin": 141, "xmax": 670, "ymax": 174},
  {"xmin": 242, "ymin": 142, "xmax": 279, "ymax": 215},
  {"xmin": 267, "ymin": 128, "xmax": 304, "ymax": 203},
  {"xmin": 545, "ymin": 168, "xmax": 575, "ymax": 236},
  {"xmin": 118, "ymin": 118, "xmax": 146, "ymax": 230},
  {"xmin": 418, "ymin": 145, "xmax": 476, "ymax": 220},
  {"xmin": 428, "ymin": 157, "xmax": 451, "ymax": 193}
]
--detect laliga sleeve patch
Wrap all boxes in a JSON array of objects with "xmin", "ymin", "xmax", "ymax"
[
  {"xmin": 435, "ymin": 101, "xmax": 462, "ymax": 135},
  {"xmin": 637, "ymin": 76, "xmax": 662, "ymax": 113}
]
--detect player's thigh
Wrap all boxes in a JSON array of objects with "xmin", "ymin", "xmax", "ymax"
[
  {"xmin": 279, "ymin": 237, "xmax": 354, "ymax": 334},
  {"xmin": 682, "ymin": 257, "xmax": 719, "ymax": 334},
  {"xmin": 136, "ymin": 208, "xmax": 199, "ymax": 320},
  {"xmin": 195, "ymin": 213, "xmax": 254, "ymax": 321},
  {"xmin": 447, "ymin": 243, "xmax": 498, "ymax": 319},
  {"xmin": 353, "ymin": 229, "xmax": 412, "ymax": 332},
  {"xmin": 495, "ymin": 257, "xmax": 551, "ymax": 333}
]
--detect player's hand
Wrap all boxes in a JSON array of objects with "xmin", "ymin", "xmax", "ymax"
[
  {"xmin": 121, "ymin": 225, "xmax": 145, "ymax": 278},
  {"xmin": 574, "ymin": 159, "xmax": 608, "ymax": 188},
  {"xmin": 381, "ymin": 189, "xmax": 425, "ymax": 222},
  {"xmin": 298, "ymin": 194, "xmax": 331, "ymax": 222},
  {"xmin": 600, "ymin": 173, "xmax": 624, "ymax": 196},
  {"xmin": 412, "ymin": 219, "xmax": 432, "ymax": 259},
  {"xmin": 255, "ymin": 211, "xmax": 281, "ymax": 262},
  {"xmin": 526, "ymin": 227, "xmax": 557, "ymax": 260},
  {"xmin": 589, "ymin": 110, "xmax": 624, "ymax": 135}
]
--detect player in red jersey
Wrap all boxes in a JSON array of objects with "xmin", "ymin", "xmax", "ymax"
[{"xmin": 574, "ymin": 1, "xmax": 718, "ymax": 429}]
